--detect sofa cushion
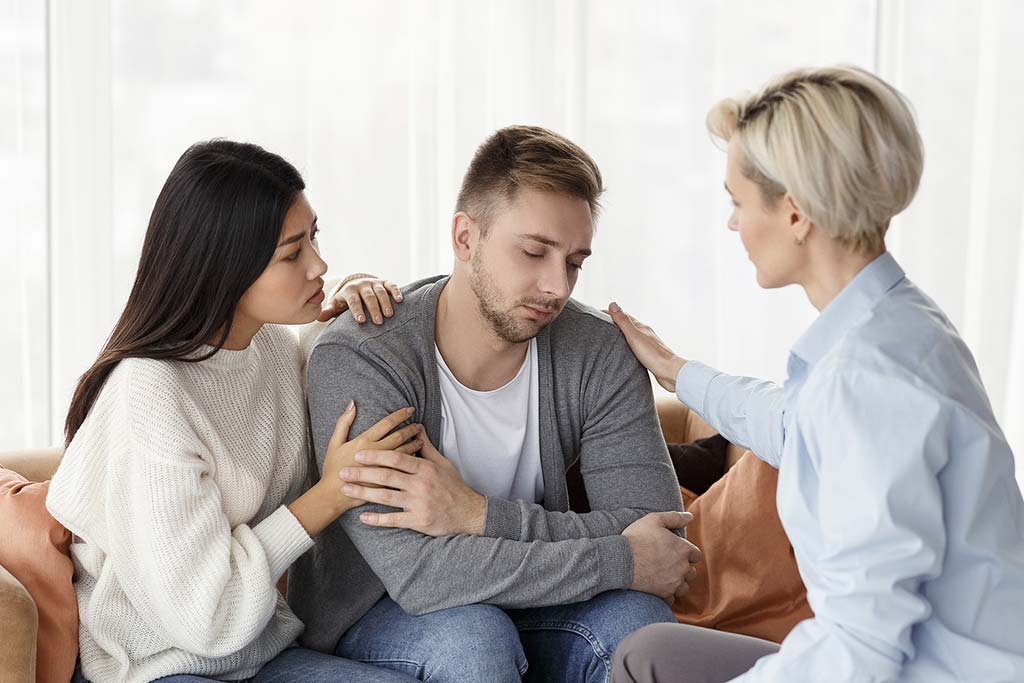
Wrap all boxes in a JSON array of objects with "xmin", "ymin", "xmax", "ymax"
[
  {"xmin": 673, "ymin": 451, "xmax": 813, "ymax": 643},
  {"xmin": 0, "ymin": 467, "xmax": 78, "ymax": 683}
]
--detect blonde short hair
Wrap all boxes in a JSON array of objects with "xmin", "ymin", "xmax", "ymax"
[{"xmin": 707, "ymin": 66, "xmax": 923, "ymax": 255}]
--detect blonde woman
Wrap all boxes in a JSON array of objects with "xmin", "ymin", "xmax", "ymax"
[{"xmin": 608, "ymin": 66, "xmax": 1024, "ymax": 682}]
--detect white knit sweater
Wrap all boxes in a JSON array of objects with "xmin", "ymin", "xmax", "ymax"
[{"xmin": 47, "ymin": 325, "xmax": 315, "ymax": 683}]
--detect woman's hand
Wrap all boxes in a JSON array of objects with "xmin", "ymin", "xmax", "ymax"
[
  {"xmin": 289, "ymin": 403, "xmax": 422, "ymax": 537},
  {"xmin": 606, "ymin": 302, "xmax": 687, "ymax": 392},
  {"xmin": 318, "ymin": 274, "xmax": 404, "ymax": 324},
  {"xmin": 340, "ymin": 431, "xmax": 487, "ymax": 537}
]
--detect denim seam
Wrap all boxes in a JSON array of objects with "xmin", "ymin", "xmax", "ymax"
[
  {"xmin": 419, "ymin": 657, "xmax": 529, "ymax": 682},
  {"xmin": 516, "ymin": 619, "xmax": 612, "ymax": 681},
  {"xmin": 351, "ymin": 656, "xmax": 422, "ymax": 671}
]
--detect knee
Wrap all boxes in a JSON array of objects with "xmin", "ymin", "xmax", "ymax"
[
  {"xmin": 551, "ymin": 591, "xmax": 675, "ymax": 681},
  {"xmin": 614, "ymin": 590, "xmax": 677, "ymax": 632},
  {"xmin": 589, "ymin": 590, "xmax": 676, "ymax": 649},
  {"xmin": 422, "ymin": 605, "xmax": 525, "ymax": 682},
  {"xmin": 612, "ymin": 624, "xmax": 683, "ymax": 683}
]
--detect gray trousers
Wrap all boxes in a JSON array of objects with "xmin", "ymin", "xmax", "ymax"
[{"xmin": 612, "ymin": 623, "xmax": 780, "ymax": 683}]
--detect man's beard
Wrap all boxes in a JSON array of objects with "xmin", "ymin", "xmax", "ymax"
[{"xmin": 469, "ymin": 249, "xmax": 561, "ymax": 344}]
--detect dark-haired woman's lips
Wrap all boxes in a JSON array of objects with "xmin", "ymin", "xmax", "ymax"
[{"xmin": 307, "ymin": 290, "xmax": 325, "ymax": 305}]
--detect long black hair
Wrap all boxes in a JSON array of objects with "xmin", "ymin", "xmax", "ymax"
[{"xmin": 64, "ymin": 140, "xmax": 305, "ymax": 446}]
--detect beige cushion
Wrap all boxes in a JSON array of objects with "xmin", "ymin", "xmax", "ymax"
[{"xmin": 0, "ymin": 448, "xmax": 63, "ymax": 483}]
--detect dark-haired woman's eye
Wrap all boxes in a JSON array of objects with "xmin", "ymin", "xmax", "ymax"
[
  {"xmin": 286, "ymin": 249, "xmax": 301, "ymax": 261},
  {"xmin": 311, "ymin": 226, "xmax": 320, "ymax": 243},
  {"xmin": 523, "ymin": 250, "xmax": 543, "ymax": 259}
]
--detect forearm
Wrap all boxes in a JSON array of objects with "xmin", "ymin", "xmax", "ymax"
[
  {"xmin": 485, "ymin": 496, "xmax": 669, "ymax": 542},
  {"xmin": 675, "ymin": 361, "xmax": 785, "ymax": 467},
  {"xmin": 342, "ymin": 505, "xmax": 634, "ymax": 614}
]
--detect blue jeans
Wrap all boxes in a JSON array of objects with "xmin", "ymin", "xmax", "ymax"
[
  {"xmin": 335, "ymin": 590, "xmax": 675, "ymax": 683},
  {"xmin": 72, "ymin": 646, "xmax": 417, "ymax": 682}
]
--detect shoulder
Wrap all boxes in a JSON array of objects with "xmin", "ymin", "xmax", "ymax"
[
  {"xmin": 309, "ymin": 275, "xmax": 445, "ymax": 365},
  {"xmin": 547, "ymin": 298, "xmax": 648, "ymax": 383},
  {"xmin": 550, "ymin": 298, "xmax": 638, "ymax": 359},
  {"xmin": 820, "ymin": 279, "xmax": 972, "ymax": 397},
  {"xmin": 72, "ymin": 356, "xmax": 196, "ymax": 452},
  {"xmin": 112, "ymin": 355, "xmax": 189, "ymax": 398},
  {"xmin": 552, "ymin": 298, "xmax": 627, "ymax": 345}
]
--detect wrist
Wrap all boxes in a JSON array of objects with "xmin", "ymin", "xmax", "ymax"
[
  {"xmin": 465, "ymin": 493, "xmax": 487, "ymax": 535},
  {"xmin": 312, "ymin": 480, "xmax": 356, "ymax": 517},
  {"xmin": 662, "ymin": 355, "xmax": 686, "ymax": 389},
  {"xmin": 340, "ymin": 272, "xmax": 377, "ymax": 287},
  {"xmin": 667, "ymin": 356, "xmax": 684, "ymax": 382}
]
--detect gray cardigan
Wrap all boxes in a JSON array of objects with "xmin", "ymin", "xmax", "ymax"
[{"xmin": 288, "ymin": 275, "xmax": 683, "ymax": 653}]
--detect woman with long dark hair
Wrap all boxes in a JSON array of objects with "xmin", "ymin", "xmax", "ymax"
[{"xmin": 47, "ymin": 140, "xmax": 419, "ymax": 682}]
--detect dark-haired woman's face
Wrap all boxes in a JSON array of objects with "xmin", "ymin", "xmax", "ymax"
[{"xmin": 236, "ymin": 191, "xmax": 328, "ymax": 327}]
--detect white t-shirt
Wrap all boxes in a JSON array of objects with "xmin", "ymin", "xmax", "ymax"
[{"xmin": 435, "ymin": 339, "xmax": 544, "ymax": 504}]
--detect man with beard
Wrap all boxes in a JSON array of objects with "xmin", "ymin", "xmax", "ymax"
[{"xmin": 289, "ymin": 126, "xmax": 701, "ymax": 682}]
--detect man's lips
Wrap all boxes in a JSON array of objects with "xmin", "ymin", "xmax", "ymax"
[{"xmin": 522, "ymin": 304, "xmax": 557, "ymax": 320}]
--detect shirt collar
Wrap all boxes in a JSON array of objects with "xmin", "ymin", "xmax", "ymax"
[{"xmin": 790, "ymin": 251, "xmax": 905, "ymax": 367}]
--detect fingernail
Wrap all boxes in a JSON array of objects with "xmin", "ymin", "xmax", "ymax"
[
  {"xmin": 360, "ymin": 513, "xmax": 372, "ymax": 523},
  {"xmin": 405, "ymin": 407, "xmax": 415, "ymax": 414},
  {"xmin": 340, "ymin": 468, "xmax": 352, "ymax": 478},
  {"xmin": 396, "ymin": 294, "xmax": 404, "ymax": 301},
  {"xmin": 609, "ymin": 302, "xmax": 620, "ymax": 313},
  {"xmin": 357, "ymin": 315, "xmax": 365, "ymax": 322},
  {"xmin": 355, "ymin": 452, "xmax": 367, "ymax": 463},
  {"xmin": 345, "ymin": 400, "xmax": 354, "ymax": 413},
  {"xmin": 385, "ymin": 308, "xmax": 392, "ymax": 316},
  {"xmin": 343, "ymin": 484, "xmax": 354, "ymax": 494}
]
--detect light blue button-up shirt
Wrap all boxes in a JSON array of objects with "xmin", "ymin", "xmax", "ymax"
[{"xmin": 677, "ymin": 252, "xmax": 1024, "ymax": 682}]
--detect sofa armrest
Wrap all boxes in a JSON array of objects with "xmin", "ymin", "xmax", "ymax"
[
  {"xmin": 656, "ymin": 394, "xmax": 717, "ymax": 443},
  {"xmin": 655, "ymin": 395, "xmax": 748, "ymax": 470},
  {"xmin": 0, "ymin": 448, "xmax": 64, "ymax": 483},
  {"xmin": 0, "ymin": 563, "xmax": 38, "ymax": 682}
]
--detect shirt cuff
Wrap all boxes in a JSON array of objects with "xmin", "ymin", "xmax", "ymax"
[
  {"xmin": 675, "ymin": 361, "xmax": 722, "ymax": 416},
  {"xmin": 482, "ymin": 496, "xmax": 523, "ymax": 541},
  {"xmin": 594, "ymin": 535, "xmax": 634, "ymax": 593},
  {"xmin": 252, "ymin": 505, "xmax": 315, "ymax": 582}
]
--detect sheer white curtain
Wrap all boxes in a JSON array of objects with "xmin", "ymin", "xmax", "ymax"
[
  {"xmin": 3, "ymin": 0, "xmax": 1023, "ymax": 491},
  {"xmin": 1, "ymin": 0, "xmax": 48, "ymax": 447},
  {"xmin": 878, "ymin": 1, "xmax": 1024, "ymax": 494}
]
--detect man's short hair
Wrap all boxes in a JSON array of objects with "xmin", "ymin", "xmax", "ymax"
[{"xmin": 456, "ymin": 125, "xmax": 604, "ymax": 235}]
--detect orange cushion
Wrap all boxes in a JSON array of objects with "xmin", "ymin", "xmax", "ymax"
[
  {"xmin": 0, "ymin": 467, "xmax": 78, "ymax": 683},
  {"xmin": 673, "ymin": 452, "xmax": 812, "ymax": 643}
]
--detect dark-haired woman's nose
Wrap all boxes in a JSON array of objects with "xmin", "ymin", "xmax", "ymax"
[{"xmin": 308, "ymin": 249, "xmax": 328, "ymax": 279}]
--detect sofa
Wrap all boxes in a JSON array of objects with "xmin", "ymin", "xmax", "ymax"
[{"xmin": 0, "ymin": 397, "xmax": 749, "ymax": 682}]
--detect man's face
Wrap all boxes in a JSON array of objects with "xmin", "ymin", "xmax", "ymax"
[{"xmin": 468, "ymin": 188, "xmax": 594, "ymax": 343}]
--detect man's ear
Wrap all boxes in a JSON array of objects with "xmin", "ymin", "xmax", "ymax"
[
  {"xmin": 452, "ymin": 212, "xmax": 475, "ymax": 264},
  {"xmin": 784, "ymin": 193, "xmax": 812, "ymax": 243}
]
